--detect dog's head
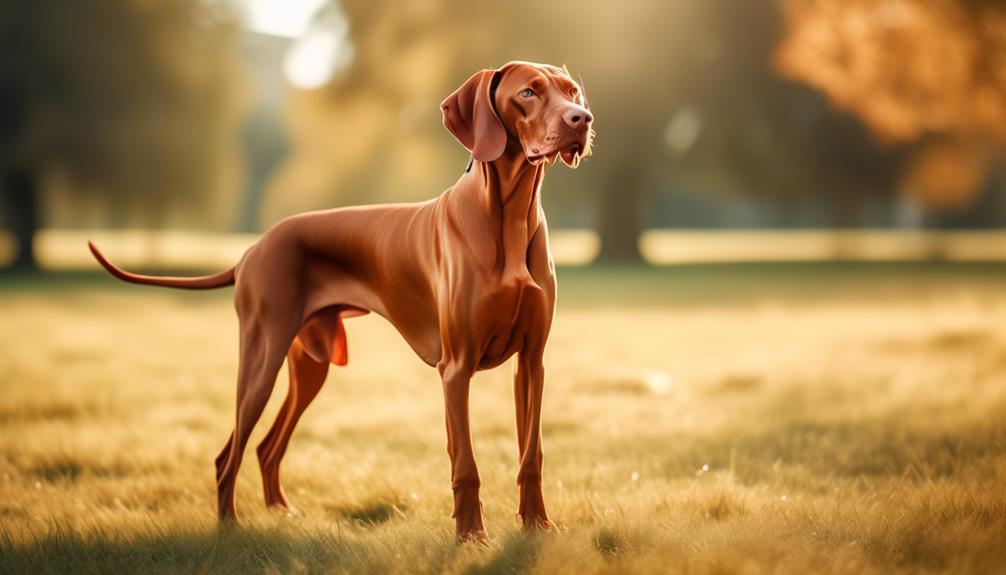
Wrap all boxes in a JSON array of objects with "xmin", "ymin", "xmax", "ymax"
[{"xmin": 441, "ymin": 61, "xmax": 594, "ymax": 168}]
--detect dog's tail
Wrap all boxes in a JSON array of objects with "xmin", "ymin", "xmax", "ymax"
[{"xmin": 88, "ymin": 241, "xmax": 235, "ymax": 290}]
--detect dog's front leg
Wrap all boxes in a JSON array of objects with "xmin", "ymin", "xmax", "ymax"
[
  {"xmin": 514, "ymin": 350, "xmax": 553, "ymax": 531},
  {"xmin": 439, "ymin": 360, "xmax": 486, "ymax": 542}
]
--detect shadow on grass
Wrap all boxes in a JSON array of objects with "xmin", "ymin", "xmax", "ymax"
[
  {"xmin": 464, "ymin": 533, "xmax": 542, "ymax": 575},
  {"xmin": 324, "ymin": 495, "xmax": 409, "ymax": 525},
  {"xmin": 561, "ymin": 409, "xmax": 1006, "ymax": 485},
  {"xmin": 0, "ymin": 525, "xmax": 370, "ymax": 575},
  {"xmin": 0, "ymin": 523, "xmax": 551, "ymax": 575}
]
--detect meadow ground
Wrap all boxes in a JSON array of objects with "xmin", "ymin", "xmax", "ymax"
[{"xmin": 1, "ymin": 263, "xmax": 1005, "ymax": 574}]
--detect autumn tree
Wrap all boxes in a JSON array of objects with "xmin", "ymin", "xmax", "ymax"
[{"xmin": 775, "ymin": 0, "xmax": 1006, "ymax": 216}]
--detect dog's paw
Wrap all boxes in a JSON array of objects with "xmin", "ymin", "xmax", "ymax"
[
  {"xmin": 456, "ymin": 528, "xmax": 491, "ymax": 546},
  {"xmin": 518, "ymin": 513, "xmax": 558, "ymax": 533},
  {"xmin": 268, "ymin": 502, "xmax": 301, "ymax": 518}
]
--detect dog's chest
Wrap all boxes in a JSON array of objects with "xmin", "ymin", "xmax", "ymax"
[{"xmin": 472, "ymin": 274, "xmax": 548, "ymax": 369}]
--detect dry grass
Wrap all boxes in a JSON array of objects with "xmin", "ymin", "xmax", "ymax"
[{"xmin": 1, "ymin": 264, "xmax": 1005, "ymax": 574}]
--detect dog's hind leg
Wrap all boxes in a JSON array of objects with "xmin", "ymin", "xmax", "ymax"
[
  {"xmin": 215, "ymin": 317, "xmax": 294, "ymax": 523},
  {"xmin": 256, "ymin": 336, "xmax": 329, "ymax": 513}
]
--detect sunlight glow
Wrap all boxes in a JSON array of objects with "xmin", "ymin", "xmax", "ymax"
[
  {"xmin": 238, "ymin": 0, "xmax": 354, "ymax": 89},
  {"xmin": 284, "ymin": 25, "xmax": 353, "ymax": 89},
  {"xmin": 665, "ymin": 107, "xmax": 703, "ymax": 156},
  {"xmin": 241, "ymin": 0, "xmax": 326, "ymax": 38}
]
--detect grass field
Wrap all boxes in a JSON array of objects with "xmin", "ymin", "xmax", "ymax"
[{"xmin": 1, "ymin": 263, "xmax": 1005, "ymax": 574}]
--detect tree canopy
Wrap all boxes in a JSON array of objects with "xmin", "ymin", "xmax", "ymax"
[
  {"xmin": 0, "ymin": 0, "xmax": 244, "ymax": 229},
  {"xmin": 776, "ymin": 0, "xmax": 1006, "ymax": 144}
]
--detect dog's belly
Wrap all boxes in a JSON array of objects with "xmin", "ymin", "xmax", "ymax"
[{"xmin": 303, "ymin": 259, "xmax": 443, "ymax": 368}]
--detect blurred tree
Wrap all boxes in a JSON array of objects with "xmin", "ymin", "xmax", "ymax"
[
  {"xmin": 776, "ymin": 0, "xmax": 1006, "ymax": 144},
  {"xmin": 666, "ymin": 1, "xmax": 905, "ymax": 230},
  {"xmin": 775, "ymin": 0, "xmax": 1006, "ymax": 219},
  {"xmin": 0, "ymin": 0, "xmax": 243, "ymax": 270}
]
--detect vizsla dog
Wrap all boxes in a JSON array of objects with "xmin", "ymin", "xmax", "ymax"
[{"xmin": 89, "ymin": 61, "xmax": 593, "ymax": 542}]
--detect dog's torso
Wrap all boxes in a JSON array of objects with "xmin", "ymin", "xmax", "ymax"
[{"xmin": 234, "ymin": 159, "xmax": 556, "ymax": 371}]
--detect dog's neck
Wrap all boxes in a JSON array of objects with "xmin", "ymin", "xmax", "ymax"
[
  {"xmin": 481, "ymin": 147, "xmax": 544, "ymax": 204},
  {"xmin": 474, "ymin": 142, "xmax": 545, "ymax": 279}
]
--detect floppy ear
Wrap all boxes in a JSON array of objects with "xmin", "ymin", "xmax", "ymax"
[{"xmin": 440, "ymin": 69, "xmax": 506, "ymax": 162}]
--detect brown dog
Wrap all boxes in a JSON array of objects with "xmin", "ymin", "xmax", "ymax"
[{"xmin": 89, "ymin": 61, "xmax": 593, "ymax": 541}]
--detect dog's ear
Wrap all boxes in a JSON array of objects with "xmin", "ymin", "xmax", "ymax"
[{"xmin": 440, "ymin": 69, "xmax": 506, "ymax": 162}]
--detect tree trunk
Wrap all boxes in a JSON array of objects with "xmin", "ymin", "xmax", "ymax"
[
  {"xmin": 3, "ymin": 168, "xmax": 38, "ymax": 271},
  {"xmin": 596, "ymin": 168, "xmax": 645, "ymax": 263},
  {"xmin": 238, "ymin": 110, "xmax": 288, "ymax": 233}
]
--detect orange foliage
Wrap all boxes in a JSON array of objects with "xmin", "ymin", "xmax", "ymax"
[
  {"xmin": 775, "ymin": 0, "xmax": 1006, "ymax": 144},
  {"xmin": 900, "ymin": 138, "xmax": 991, "ymax": 212}
]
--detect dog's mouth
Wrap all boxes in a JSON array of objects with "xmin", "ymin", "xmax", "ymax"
[
  {"xmin": 527, "ymin": 151, "xmax": 558, "ymax": 165},
  {"xmin": 559, "ymin": 144, "xmax": 583, "ymax": 167},
  {"xmin": 528, "ymin": 142, "xmax": 586, "ymax": 167}
]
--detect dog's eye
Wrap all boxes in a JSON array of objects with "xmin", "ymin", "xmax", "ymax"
[
  {"xmin": 519, "ymin": 88, "xmax": 535, "ymax": 98},
  {"xmin": 569, "ymin": 87, "xmax": 579, "ymax": 97}
]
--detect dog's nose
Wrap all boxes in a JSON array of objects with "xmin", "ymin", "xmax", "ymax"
[{"xmin": 562, "ymin": 105, "xmax": 593, "ymax": 129}]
